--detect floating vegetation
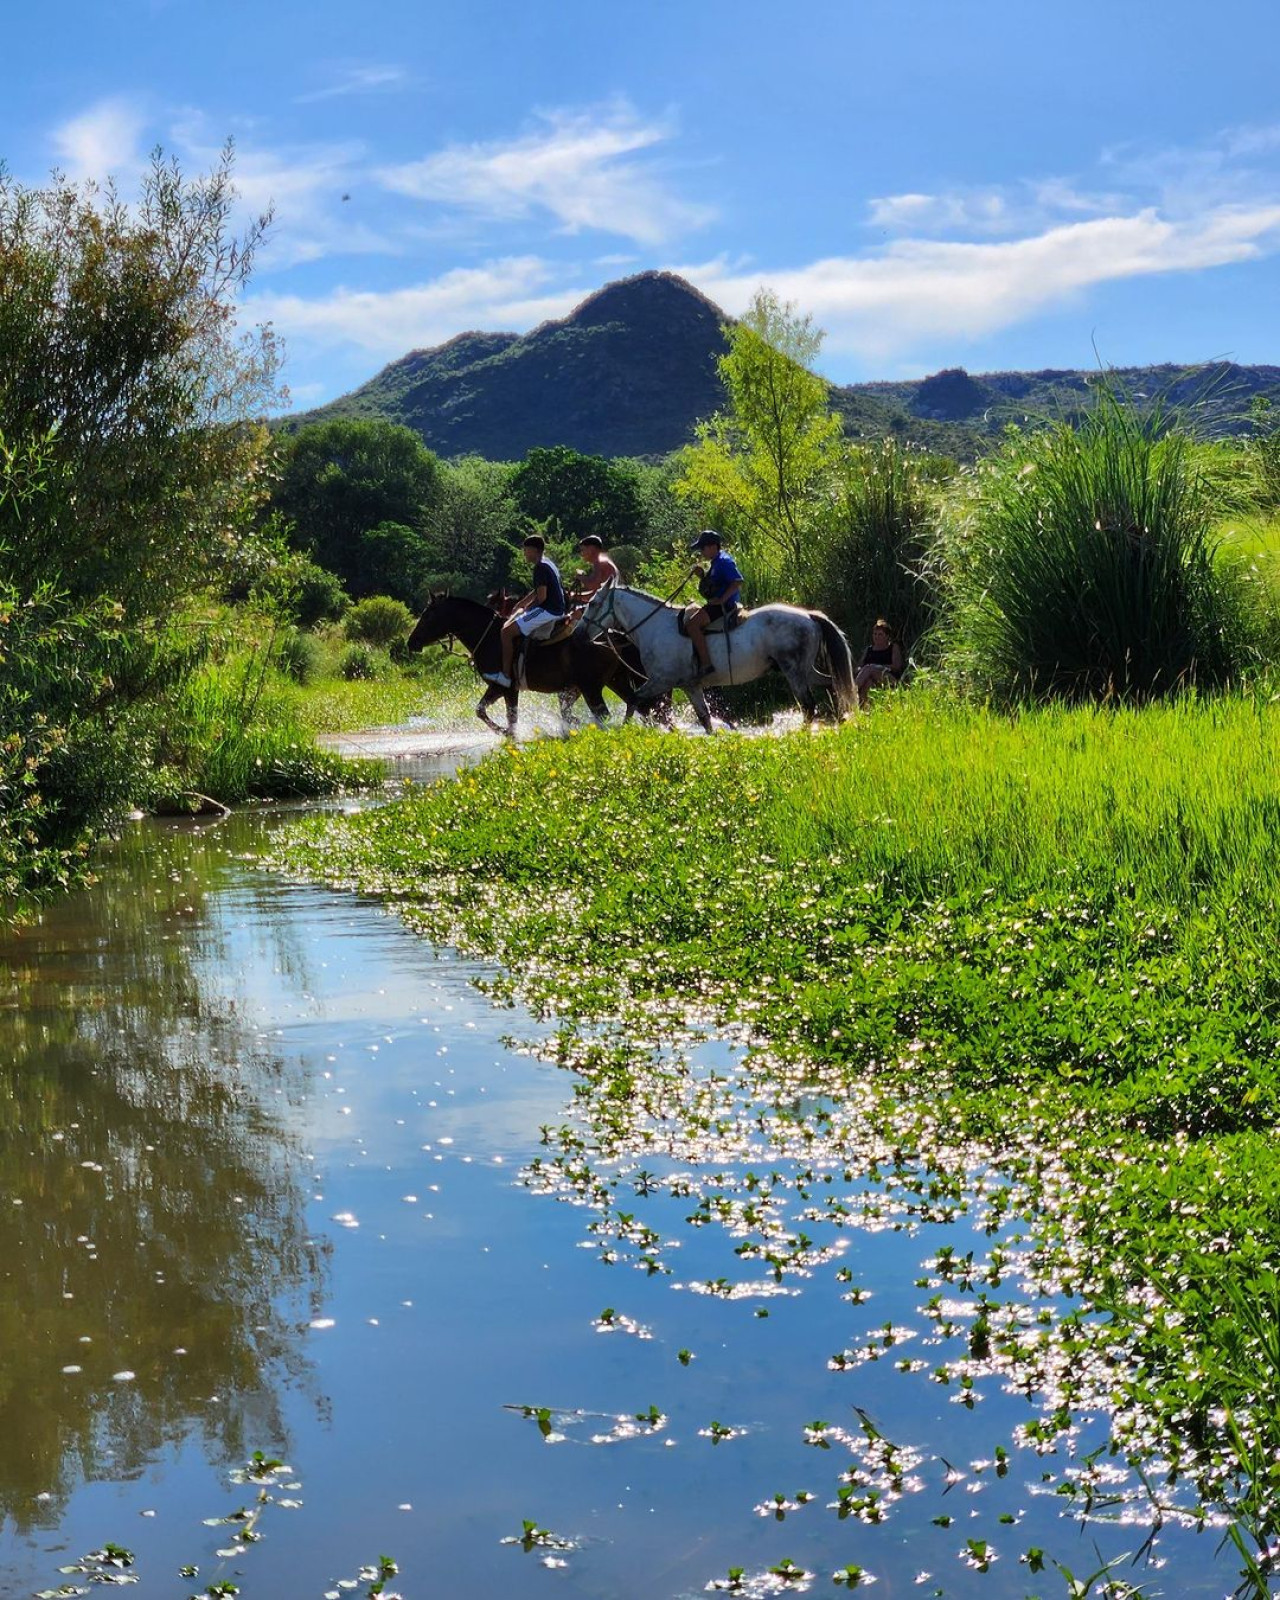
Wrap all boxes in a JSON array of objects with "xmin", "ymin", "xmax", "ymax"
[{"xmin": 271, "ymin": 703, "xmax": 1280, "ymax": 1591}]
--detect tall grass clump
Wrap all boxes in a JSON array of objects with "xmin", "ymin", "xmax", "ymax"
[
  {"xmin": 152, "ymin": 660, "xmax": 375, "ymax": 806},
  {"xmin": 938, "ymin": 386, "xmax": 1259, "ymax": 702},
  {"xmin": 809, "ymin": 440, "xmax": 936, "ymax": 650}
]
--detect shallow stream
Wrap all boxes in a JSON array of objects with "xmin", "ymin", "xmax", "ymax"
[{"xmin": 0, "ymin": 740, "xmax": 1251, "ymax": 1597}]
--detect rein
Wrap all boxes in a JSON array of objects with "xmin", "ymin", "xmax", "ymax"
[{"xmin": 587, "ymin": 570, "xmax": 697, "ymax": 640}]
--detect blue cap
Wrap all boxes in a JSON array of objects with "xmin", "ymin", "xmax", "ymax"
[{"xmin": 690, "ymin": 529, "xmax": 722, "ymax": 550}]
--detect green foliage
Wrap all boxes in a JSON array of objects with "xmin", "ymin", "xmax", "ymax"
[
  {"xmin": 936, "ymin": 389, "xmax": 1260, "ymax": 702},
  {"xmin": 810, "ymin": 440, "xmax": 936, "ymax": 646},
  {"xmin": 0, "ymin": 153, "xmax": 317, "ymax": 906},
  {"xmin": 510, "ymin": 445, "xmax": 644, "ymax": 546},
  {"xmin": 339, "ymin": 642, "xmax": 381, "ymax": 681},
  {"xmin": 270, "ymin": 418, "xmax": 443, "ymax": 599},
  {"xmin": 421, "ymin": 455, "xmax": 520, "ymax": 597},
  {"xmin": 1246, "ymin": 396, "xmax": 1280, "ymax": 509},
  {"xmin": 677, "ymin": 289, "xmax": 843, "ymax": 594},
  {"xmin": 274, "ymin": 628, "xmax": 325, "ymax": 685},
  {"xmin": 0, "ymin": 149, "xmax": 280, "ymax": 618},
  {"xmin": 287, "ymin": 554, "xmax": 350, "ymax": 627},
  {"xmin": 343, "ymin": 595, "xmax": 415, "ymax": 648}
]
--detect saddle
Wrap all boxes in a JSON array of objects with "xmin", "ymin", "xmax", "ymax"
[
  {"xmin": 677, "ymin": 604, "xmax": 747, "ymax": 637},
  {"xmin": 512, "ymin": 619, "xmax": 578, "ymax": 688}
]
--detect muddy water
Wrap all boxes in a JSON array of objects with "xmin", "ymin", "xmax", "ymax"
[{"xmin": 0, "ymin": 755, "xmax": 1244, "ymax": 1598}]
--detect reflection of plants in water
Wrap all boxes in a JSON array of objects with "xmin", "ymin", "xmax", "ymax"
[{"xmin": 0, "ymin": 820, "xmax": 326, "ymax": 1530}]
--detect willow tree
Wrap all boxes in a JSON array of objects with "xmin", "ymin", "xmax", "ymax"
[
  {"xmin": 0, "ymin": 145, "xmax": 281, "ymax": 616},
  {"xmin": 676, "ymin": 289, "xmax": 843, "ymax": 595},
  {"xmin": 0, "ymin": 148, "xmax": 282, "ymax": 908}
]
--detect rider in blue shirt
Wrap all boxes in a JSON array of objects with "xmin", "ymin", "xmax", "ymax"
[{"xmin": 688, "ymin": 530, "xmax": 742, "ymax": 679}]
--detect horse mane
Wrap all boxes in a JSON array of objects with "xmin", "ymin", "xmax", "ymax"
[{"xmin": 432, "ymin": 592, "xmax": 498, "ymax": 617}]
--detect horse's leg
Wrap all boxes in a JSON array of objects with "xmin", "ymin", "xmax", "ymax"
[
  {"xmin": 687, "ymin": 686, "xmax": 714, "ymax": 735},
  {"xmin": 477, "ymin": 686, "xmax": 503, "ymax": 733},
  {"xmin": 779, "ymin": 644, "xmax": 820, "ymax": 723},
  {"xmin": 559, "ymin": 687, "xmax": 581, "ymax": 730},
  {"xmin": 505, "ymin": 688, "xmax": 518, "ymax": 738}
]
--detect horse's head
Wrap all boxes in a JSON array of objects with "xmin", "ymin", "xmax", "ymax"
[
  {"xmin": 406, "ymin": 592, "xmax": 454, "ymax": 652},
  {"xmin": 580, "ymin": 577, "xmax": 619, "ymax": 637}
]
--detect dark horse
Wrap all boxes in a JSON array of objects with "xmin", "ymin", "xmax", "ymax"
[{"xmin": 406, "ymin": 594, "xmax": 649, "ymax": 737}]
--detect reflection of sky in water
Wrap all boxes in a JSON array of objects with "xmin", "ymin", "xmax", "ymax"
[{"xmin": 0, "ymin": 803, "xmax": 1247, "ymax": 1599}]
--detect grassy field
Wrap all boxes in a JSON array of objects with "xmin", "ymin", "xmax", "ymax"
[{"xmin": 272, "ymin": 688, "xmax": 1280, "ymax": 1551}]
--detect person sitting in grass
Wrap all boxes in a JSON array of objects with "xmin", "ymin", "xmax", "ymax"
[
  {"xmin": 484, "ymin": 534, "xmax": 567, "ymax": 689},
  {"xmin": 856, "ymin": 618, "xmax": 905, "ymax": 708},
  {"xmin": 688, "ymin": 530, "xmax": 743, "ymax": 680}
]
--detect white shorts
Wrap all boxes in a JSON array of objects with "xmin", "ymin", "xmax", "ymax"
[{"xmin": 515, "ymin": 607, "xmax": 564, "ymax": 640}]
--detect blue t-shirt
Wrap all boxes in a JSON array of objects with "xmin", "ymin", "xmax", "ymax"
[
  {"xmin": 703, "ymin": 551, "xmax": 743, "ymax": 608},
  {"xmin": 532, "ymin": 558, "xmax": 566, "ymax": 616}
]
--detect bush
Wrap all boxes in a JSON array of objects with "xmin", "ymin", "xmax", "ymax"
[
  {"xmin": 339, "ymin": 642, "xmax": 381, "ymax": 681},
  {"xmin": 275, "ymin": 629, "xmax": 325, "ymax": 685},
  {"xmin": 936, "ymin": 389, "xmax": 1259, "ymax": 703},
  {"xmin": 811, "ymin": 440, "xmax": 936, "ymax": 649},
  {"xmin": 343, "ymin": 595, "xmax": 414, "ymax": 648},
  {"xmin": 292, "ymin": 559, "xmax": 350, "ymax": 627}
]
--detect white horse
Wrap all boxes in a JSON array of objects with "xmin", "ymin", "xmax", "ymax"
[{"xmin": 581, "ymin": 583, "xmax": 856, "ymax": 731}]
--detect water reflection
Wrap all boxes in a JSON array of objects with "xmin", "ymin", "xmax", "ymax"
[{"xmin": 0, "ymin": 820, "xmax": 323, "ymax": 1532}]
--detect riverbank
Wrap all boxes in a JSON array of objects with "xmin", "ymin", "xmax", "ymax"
[{"xmin": 272, "ymin": 687, "xmax": 1280, "ymax": 1561}]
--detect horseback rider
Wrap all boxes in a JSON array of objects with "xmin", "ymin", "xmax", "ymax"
[
  {"xmin": 574, "ymin": 534, "xmax": 621, "ymax": 598},
  {"xmin": 484, "ymin": 534, "xmax": 567, "ymax": 689},
  {"xmin": 687, "ymin": 530, "xmax": 743, "ymax": 679}
]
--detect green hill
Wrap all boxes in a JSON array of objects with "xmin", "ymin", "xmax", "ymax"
[{"xmin": 283, "ymin": 272, "xmax": 1280, "ymax": 462}]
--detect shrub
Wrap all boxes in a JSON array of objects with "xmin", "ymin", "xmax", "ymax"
[
  {"xmin": 936, "ymin": 389, "xmax": 1259, "ymax": 703},
  {"xmin": 343, "ymin": 595, "xmax": 414, "ymax": 648},
  {"xmin": 811, "ymin": 440, "xmax": 936, "ymax": 649},
  {"xmin": 339, "ymin": 642, "xmax": 380, "ymax": 681},
  {"xmin": 292, "ymin": 559, "xmax": 350, "ymax": 627},
  {"xmin": 275, "ymin": 629, "xmax": 324, "ymax": 685}
]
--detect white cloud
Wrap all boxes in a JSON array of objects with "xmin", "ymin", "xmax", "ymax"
[
  {"xmin": 52, "ymin": 97, "xmax": 147, "ymax": 184},
  {"xmin": 377, "ymin": 101, "xmax": 715, "ymax": 246},
  {"xmin": 296, "ymin": 65, "xmax": 410, "ymax": 104},
  {"xmin": 683, "ymin": 204, "xmax": 1280, "ymax": 361},
  {"xmin": 245, "ymin": 257, "xmax": 584, "ymax": 363}
]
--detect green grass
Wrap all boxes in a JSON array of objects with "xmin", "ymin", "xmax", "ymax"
[
  {"xmin": 272, "ymin": 688, "xmax": 1280, "ymax": 1540},
  {"xmin": 281, "ymin": 643, "xmax": 477, "ymax": 735},
  {"xmin": 153, "ymin": 663, "xmax": 382, "ymax": 805}
]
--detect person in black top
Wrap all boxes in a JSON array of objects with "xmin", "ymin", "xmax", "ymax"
[
  {"xmin": 856, "ymin": 618, "xmax": 905, "ymax": 708},
  {"xmin": 485, "ymin": 535, "xmax": 567, "ymax": 688}
]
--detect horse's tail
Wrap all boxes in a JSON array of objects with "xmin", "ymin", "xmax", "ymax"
[{"xmin": 812, "ymin": 612, "xmax": 856, "ymax": 719}]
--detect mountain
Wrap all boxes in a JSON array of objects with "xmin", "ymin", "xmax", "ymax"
[
  {"xmin": 286, "ymin": 271, "xmax": 730, "ymax": 460},
  {"xmin": 283, "ymin": 272, "xmax": 1280, "ymax": 462}
]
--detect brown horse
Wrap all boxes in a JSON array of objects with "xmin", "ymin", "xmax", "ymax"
[{"xmin": 406, "ymin": 594, "xmax": 650, "ymax": 737}]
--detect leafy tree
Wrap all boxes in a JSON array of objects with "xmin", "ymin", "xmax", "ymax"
[
  {"xmin": 271, "ymin": 418, "xmax": 443, "ymax": 596},
  {"xmin": 358, "ymin": 520, "xmax": 436, "ymax": 606},
  {"xmin": 511, "ymin": 445, "xmax": 644, "ymax": 547},
  {"xmin": 422, "ymin": 455, "xmax": 521, "ymax": 596},
  {"xmin": 0, "ymin": 147, "xmax": 280, "ymax": 617},
  {"xmin": 676, "ymin": 288, "xmax": 843, "ymax": 594},
  {"xmin": 0, "ymin": 150, "xmax": 282, "ymax": 906}
]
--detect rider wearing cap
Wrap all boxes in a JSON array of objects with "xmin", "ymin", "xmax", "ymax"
[{"xmin": 687, "ymin": 530, "xmax": 742, "ymax": 679}]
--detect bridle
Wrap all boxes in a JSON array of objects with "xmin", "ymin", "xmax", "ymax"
[{"xmin": 424, "ymin": 599, "xmax": 500, "ymax": 671}]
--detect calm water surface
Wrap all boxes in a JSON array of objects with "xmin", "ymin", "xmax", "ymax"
[{"xmin": 0, "ymin": 757, "xmax": 1245, "ymax": 1598}]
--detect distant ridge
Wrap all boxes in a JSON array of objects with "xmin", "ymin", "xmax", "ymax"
[
  {"xmin": 284, "ymin": 272, "xmax": 1280, "ymax": 461},
  {"xmin": 288, "ymin": 271, "xmax": 730, "ymax": 460}
]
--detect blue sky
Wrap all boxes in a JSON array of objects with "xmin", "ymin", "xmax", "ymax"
[{"xmin": 8, "ymin": 0, "xmax": 1280, "ymax": 411}]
